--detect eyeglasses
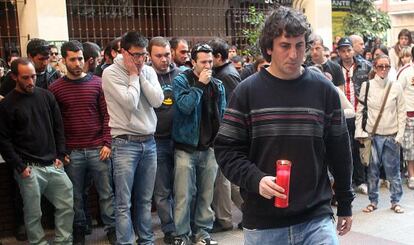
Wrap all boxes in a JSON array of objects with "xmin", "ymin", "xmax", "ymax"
[
  {"xmin": 127, "ymin": 50, "xmax": 148, "ymax": 61},
  {"xmin": 51, "ymin": 52, "xmax": 59, "ymax": 56},
  {"xmin": 376, "ymin": 65, "xmax": 391, "ymax": 70}
]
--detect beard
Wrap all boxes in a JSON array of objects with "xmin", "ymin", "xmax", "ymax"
[{"xmin": 67, "ymin": 66, "xmax": 83, "ymax": 77}]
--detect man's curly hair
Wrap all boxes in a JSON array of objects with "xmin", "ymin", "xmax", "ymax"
[{"xmin": 259, "ymin": 6, "xmax": 312, "ymax": 62}]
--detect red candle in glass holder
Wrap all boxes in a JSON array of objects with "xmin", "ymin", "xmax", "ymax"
[{"xmin": 275, "ymin": 160, "xmax": 292, "ymax": 208}]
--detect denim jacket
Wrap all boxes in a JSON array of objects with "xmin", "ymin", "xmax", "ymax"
[{"xmin": 172, "ymin": 71, "xmax": 226, "ymax": 147}]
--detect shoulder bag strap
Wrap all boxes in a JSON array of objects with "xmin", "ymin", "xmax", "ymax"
[{"xmin": 371, "ymin": 82, "xmax": 393, "ymax": 135}]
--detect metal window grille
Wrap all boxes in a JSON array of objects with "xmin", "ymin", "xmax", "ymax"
[
  {"xmin": 0, "ymin": 0, "xmax": 21, "ymax": 62},
  {"xmin": 66, "ymin": 0, "xmax": 282, "ymax": 52}
]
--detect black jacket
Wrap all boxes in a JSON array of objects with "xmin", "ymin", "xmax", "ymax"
[{"xmin": 213, "ymin": 61, "xmax": 241, "ymax": 102}]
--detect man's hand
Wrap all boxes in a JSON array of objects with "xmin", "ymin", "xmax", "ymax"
[
  {"xmin": 100, "ymin": 146, "xmax": 111, "ymax": 161},
  {"xmin": 21, "ymin": 167, "xmax": 31, "ymax": 178},
  {"xmin": 64, "ymin": 155, "xmax": 71, "ymax": 166},
  {"xmin": 122, "ymin": 50, "xmax": 140, "ymax": 76},
  {"xmin": 337, "ymin": 216, "xmax": 352, "ymax": 236},
  {"xmin": 199, "ymin": 69, "xmax": 212, "ymax": 84},
  {"xmin": 54, "ymin": 159, "xmax": 63, "ymax": 169},
  {"xmin": 259, "ymin": 176, "xmax": 286, "ymax": 200}
]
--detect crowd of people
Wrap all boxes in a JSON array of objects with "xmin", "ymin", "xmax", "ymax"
[{"xmin": 0, "ymin": 5, "xmax": 413, "ymax": 245}]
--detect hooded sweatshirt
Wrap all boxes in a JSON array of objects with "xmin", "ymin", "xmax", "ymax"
[
  {"xmin": 102, "ymin": 56, "xmax": 164, "ymax": 137},
  {"xmin": 152, "ymin": 64, "xmax": 182, "ymax": 139}
]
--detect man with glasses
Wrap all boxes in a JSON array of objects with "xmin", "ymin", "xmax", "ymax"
[
  {"xmin": 0, "ymin": 38, "xmax": 61, "ymax": 96},
  {"xmin": 102, "ymin": 31, "xmax": 164, "ymax": 245},
  {"xmin": 148, "ymin": 36, "xmax": 182, "ymax": 244},
  {"xmin": 337, "ymin": 36, "xmax": 372, "ymax": 195},
  {"xmin": 49, "ymin": 44, "xmax": 67, "ymax": 76},
  {"xmin": 172, "ymin": 43, "xmax": 226, "ymax": 245}
]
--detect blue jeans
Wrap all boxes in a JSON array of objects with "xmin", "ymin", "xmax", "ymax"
[
  {"xmin": 244, "ymin": 215, "xmax": 338, "ymax": 245},
  {"xmin": 112, "ymin": 137, "xmax": 157, "ymax": 245},
  {"xmin": 65, "ymin": 147, "xmax": 115, "ymax": 231},
  {"xmin": 174, "ymin": 148, "xmax": 218, "ymax": 241},
  {"xmin": 368, "ymin": 135, "xmax": 403, "ymax": 205},
  {"xmin": 154, "ymin": 139, "xmax": 175, "ymax": 234},
  {"xmin": 14, "ymin": 165, "xmax": 74, "ymax": 245}
]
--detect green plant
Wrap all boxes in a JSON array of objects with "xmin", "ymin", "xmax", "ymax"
[
  {"xmin": 242, "ymin": 6, "xmax": 265, "ymax": 56},
  {"xmin": 343, "ymin": 0, "xmax": 390, "ymax": 39}
]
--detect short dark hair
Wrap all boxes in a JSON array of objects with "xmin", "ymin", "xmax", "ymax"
[
  {"xmin": 110, "ymin": 37, "xmax": 121, "ymax": 52},
  {"xmin": 148, "ymin": 36, "xmax": 170, "ymax": 54},
  {"xmin": 170, "ymin": 37, "xmax": 188, "ymax": 50},
  {"xmin": 61, "ymin": 40, "xmax": 83, "ymax": 58},
  {"xmin": 121, "ymin": 31, "xmax": 148, "ymax": 51},
  {"xmin": 11, "ymin": 58, "xmax": 32, "ymax": 76},
  {"xmin": 230, "ymin": 55, "xmax": 243, "ymax": 64},
  {"xmin": 82, "ymin": 42, "xmax": 101, "ymax": 60},
  {"xmin": 208, "ymin": 38, "xmax": 229, "ymax": 61},
  {"xmin": 190, "ymin": 43, "xmax": 213, "ymax": 61},
  {"xmin": 259, "ymin": 6, "xmax": 312, "ymax": 62},
  {"xmin": 27, "ymin": 38, "xmax": 50, "ymax": 57},
  {"xmin": 49, "ymin": 44, "xmax": 58, "ymax": 50},
  {"xmin": 5, "ymin": 49, "xmax": 20, "ymax": 63}
]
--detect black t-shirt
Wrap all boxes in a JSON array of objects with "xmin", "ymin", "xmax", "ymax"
[{"xmin": 322, "ymin": 59, "xmax": 345, "ymax": 86}]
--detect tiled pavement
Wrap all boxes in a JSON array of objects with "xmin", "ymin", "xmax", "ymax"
[{"xmin": 2, "ymin": 184, "xmax": 414, "ymax": 244}]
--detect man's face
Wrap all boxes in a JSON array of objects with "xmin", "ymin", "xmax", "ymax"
[
  {"xmin": 228, "ymin": 48, "xmax": 237, "ymax": 59},
  {"xmin": 125, "ymin": 46, "xmax": 148, "ymax": 71},
  {"xmin": 192, "ymin": 52, "xmax": 213, "ymax": 76},
  {"xmin": 338, "ymin": 46, "xmax": 354, "ymax": 64},
  {"xmin": 30, "ymin": 53, "xmax": 50, "ymax": 73},
  {"xmin": 63, "ymin": 50, "xmax": 85, "ymax": 77},
  {"xmin": 267, "ymin": 33, "xmax": 306, "ymax": 79},
  {"xmin": 310, "ymin": 40, "xmax": 324, "ymax": 63},
  {"xmin": 231, "ymin": 61, "xmax": 243, "ymax": 73},
  {"xmin": 14, "ymin": 63, "xmax": 36, "ymax": 94},
  {"xmin": 353, "ymin": 37, "xmax": 365, "ymax": 56},
  {"xmin": 173, "ymin": 41, "xmax": 189, "ymax": 66},
  {"xmin": 150, "ymin": 45, "xmax": 171, "ymax": 73},
  {"xmin": 49, "ymin": 47, "xmax": 59, "ymax": 63}
]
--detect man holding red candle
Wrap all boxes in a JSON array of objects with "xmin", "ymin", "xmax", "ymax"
[{"xmin": 214, "ymin": 6, "xmax": 355, "ymax": 244}]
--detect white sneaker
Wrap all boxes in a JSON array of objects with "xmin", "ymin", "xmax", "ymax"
[
  {"xmin": 356, "ymin": 184, "xmax": 368, "ymax": 195},
  {"xmin": 407, "ymin": 177, "xmax": 414, "ymax": 189}
]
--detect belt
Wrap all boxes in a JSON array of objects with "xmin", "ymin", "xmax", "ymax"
[
  {"xmin": 25, "ymin": 161, "xmax": 53, "ymax": 167},
  {"xmin": 116, "ymin": 134, "xmax": 153, "ymax": 142}
]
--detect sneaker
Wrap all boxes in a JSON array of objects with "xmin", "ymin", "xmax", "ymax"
[
  {"xmin": 408, "ymin": 177, "xmax": 414, "ymax": 189},
  {"xmin": 106, "ymin": 227, "xmax": 117, "ymax": 245},
  {"xmin": 173, "ymin": 237, "xmax": 190, "ymax": 245},
  {"xmin": 163, "ymin": 231, "xmax": 174, "ymax": 244},
  {"xmin": 356, "ymin": 183, "xmax": 368, "ymax": 195},
  {"xmin": 195, "ymin": 238, "xmax": 218, "ymax": 245}
]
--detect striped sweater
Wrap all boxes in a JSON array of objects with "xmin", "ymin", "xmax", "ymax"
[
  {"xmin": 214, "ymin": 68, "xmax": 355, "ymax": 229},
  {"xmin": 49, "ymin": 73, "xmax": 111, "ymax": 150}
]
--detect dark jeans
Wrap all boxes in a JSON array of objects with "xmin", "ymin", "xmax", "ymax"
[{"xmin": 347, "ymin": 118, "xmax": 367, "ymax": 186}]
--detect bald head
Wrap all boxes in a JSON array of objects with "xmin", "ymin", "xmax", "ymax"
[{"xmin": 350, "ymin": 35, "xmax": 365, "ymax": 56}]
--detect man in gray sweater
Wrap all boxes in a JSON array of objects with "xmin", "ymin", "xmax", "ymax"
[{"xmin": 102, "ymin": 31, "xmax": 164, "ymax": 245}]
